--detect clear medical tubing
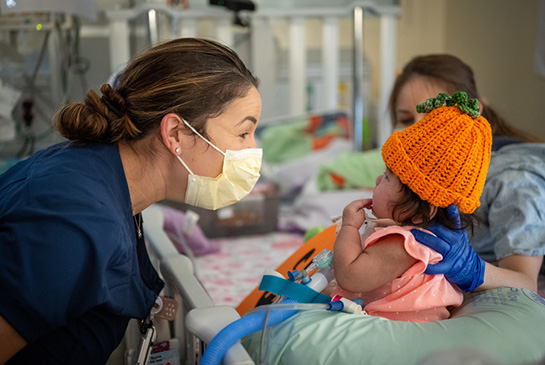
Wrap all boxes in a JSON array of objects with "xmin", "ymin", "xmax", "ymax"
[
  {"xmin": 244, "ymin": 302, "xmax": 330, "ymax": 317},
  {"xmin": 199, "ymin": 298, "xmax": 300, "ymax": 365}
]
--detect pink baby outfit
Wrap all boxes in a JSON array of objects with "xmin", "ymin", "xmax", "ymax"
[{"xmin": 332, "ymin": 225, "xmax": 463, "ymax": 322}]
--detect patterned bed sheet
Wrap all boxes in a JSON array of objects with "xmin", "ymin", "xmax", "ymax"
[{"xmin": 193, "ymin": 232, "xmax": 304, "ymax": 307}]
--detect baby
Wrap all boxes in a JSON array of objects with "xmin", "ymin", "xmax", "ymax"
[{"xmin": 332, "ymin": 91, "xmax": 492, "ymax": 322}]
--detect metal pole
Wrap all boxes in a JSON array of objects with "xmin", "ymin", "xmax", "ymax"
[
  {"xmin": 322, "ymin": 16, "xmax": 339, "ymax": 111},
  {"xmin": 377, "ymin": 14, "xmax": 397, "ymax": 148},
  {"xmin": 352, "ymin": 6, "xmax": 364, "ymax": 151},
  {"xmin": 148, "ymin": 9, "xmax": 159, "ymax": 45},
  {"xmin": 289, "ymin": 17, "xmax": 306, "ymax": 116}
]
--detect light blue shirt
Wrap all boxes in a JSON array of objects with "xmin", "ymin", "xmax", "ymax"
[{"xmin": 472, "ymin": 143, "xmax": 545, "ymax": 263}]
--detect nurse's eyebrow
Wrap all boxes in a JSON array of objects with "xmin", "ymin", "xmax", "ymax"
[{"xmin": 237, "ymin": 116, "xmax": 257, "ymax": 125}]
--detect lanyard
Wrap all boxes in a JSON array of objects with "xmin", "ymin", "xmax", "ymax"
[
  {"xmin": 135, "ymin": 296, "xmax": 179, "ymax": 364},
  {"xmin": 135, "ymin": 316, "xmax": 156, "ymax": 365}
]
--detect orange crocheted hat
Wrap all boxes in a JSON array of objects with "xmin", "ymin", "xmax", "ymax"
[{"xmin": 381, "ymin": 91, "xmax": 492, "ymax": 214}]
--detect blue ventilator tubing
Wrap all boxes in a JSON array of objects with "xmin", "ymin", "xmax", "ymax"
[
  {"xmin": 201, "ymin": 249, "xmax": 339, "ymax": 365},
  {"xmin": 200, "ymin": 298, "xmax": 299, "ymax": 365}
]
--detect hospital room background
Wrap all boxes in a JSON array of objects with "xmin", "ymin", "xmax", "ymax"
[{"xmin": 1, "ymin": 0, "xmax": 545, "ymax": 364}]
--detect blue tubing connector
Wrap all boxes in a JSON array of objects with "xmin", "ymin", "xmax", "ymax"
[{"xmin": 200, "ymin": 299, "xmax": 298, "ymax": 365}]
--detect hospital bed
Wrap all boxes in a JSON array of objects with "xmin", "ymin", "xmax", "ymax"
[{"xmin": 111, "ymin": 203, "xmax": 545, "ymax": 365}]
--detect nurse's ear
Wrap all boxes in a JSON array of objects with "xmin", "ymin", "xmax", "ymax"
[{"xmin": 160, "ymin": 113, "xmax": 184, "ymax": 155}]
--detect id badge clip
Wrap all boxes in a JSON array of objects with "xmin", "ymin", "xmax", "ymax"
[
  {"xmin": 135, "ymin": 316, "xmax": 156, "ymax": 365},
  {"xmin": 135, "ymin": 296, "xmax": 179, "ymax": 365}
]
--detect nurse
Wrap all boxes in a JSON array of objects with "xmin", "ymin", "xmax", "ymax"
[{"xmin": 0, "ymin": 38, "xmax": 262, "ymax": 363}]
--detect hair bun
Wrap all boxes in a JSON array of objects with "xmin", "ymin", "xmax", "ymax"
[{"xmin": 100, "ymin": 84, "xmax": 126, "ymax": 118}]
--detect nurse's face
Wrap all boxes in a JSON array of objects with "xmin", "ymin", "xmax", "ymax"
[
  {"xmin": 189, "ymin": 86, "xmax": 262, "ymax": 178},
  {"xmin": 393, "ymin": 76, "xmax": 448, "ymax": 132}
]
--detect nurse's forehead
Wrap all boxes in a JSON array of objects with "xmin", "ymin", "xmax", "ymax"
[
  {"xmin": 235, "ymin": 116, "xmax": 257, "ymax": 126},
  {"xmin": 206, "ymin": 114, "xmax": 258, "ymax": 134}
]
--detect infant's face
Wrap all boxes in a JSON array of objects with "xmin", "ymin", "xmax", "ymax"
[{"xmin": 372, "ymin": 168, "xmax": 404, "ymax": 220}]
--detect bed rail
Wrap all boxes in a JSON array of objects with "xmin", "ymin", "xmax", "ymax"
[{"xmin": 140, "ymin": 204, "xmax": 254, "ymax": 364}]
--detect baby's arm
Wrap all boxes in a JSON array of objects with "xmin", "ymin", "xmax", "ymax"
[{"xmin": 333, "ymin": 199, "xmax": 417, "ymax": 293}]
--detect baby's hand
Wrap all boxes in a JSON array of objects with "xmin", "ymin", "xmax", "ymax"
[{"xmin": 341, "ymin": 199, "xmax": 372, "ymax": 229}]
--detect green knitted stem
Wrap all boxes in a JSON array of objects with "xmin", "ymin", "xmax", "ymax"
[{"xmin": 416, "ymin": 91, "xmax": 480, "ymax": 118}]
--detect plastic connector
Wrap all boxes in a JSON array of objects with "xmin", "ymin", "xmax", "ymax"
[
  {"xmin": 327, "ymin": 301, "xmax": 344, "ymax": 312},
  {"xmin": 312, "ymin": 249, "xmax": 334, "ymax": 269},
  {"xmin": 340, "ymin": 298, "xmax": 363, "ymax": 314},
  {"xmin": 333, "ymin": 296, "xmax": 365, "ymax": 315},
  {"xmin": 287, "ymin": 269, "xmax": 310, "ymax": 284},
  {"xmin": 287, "ymin": 270, "xmax": 299, "ymax": 282}
]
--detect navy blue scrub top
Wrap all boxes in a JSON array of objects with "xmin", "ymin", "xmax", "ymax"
[{"xmin": 0, "ymin": 142, "xmax": 164, "ymax": 364}]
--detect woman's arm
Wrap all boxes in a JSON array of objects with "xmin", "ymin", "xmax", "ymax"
[
  {"xmin": 478, "ymin": 255, "xmax": 543, "ymax": 292},
  {"xmin": 476, "ymin": 148, "xmax": 545, "ymax": 292},
  {"xmin": 0, "ymin": 315, "xmax": 26, "ymax": 363},
  {"xmin": 412, "ymin": 205, "xmax": 543, "ymax": 292}
]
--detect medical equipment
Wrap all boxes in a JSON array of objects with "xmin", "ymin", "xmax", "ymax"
[
  {"xmin": 0, "ymin": 10, "xmax": 91, "ymax": 158},
  {"xmin": 0, "ymin": 0, "xmax": 97, "ymax": 20},
  {"xmin": 198, "ymin": 248, "xmax": 364, "ymax": 365}
]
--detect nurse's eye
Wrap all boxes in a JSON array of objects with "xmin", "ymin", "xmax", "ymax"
[{"xmin": 239, "ymin": 132, "xmax": 249, "ymax": 139}]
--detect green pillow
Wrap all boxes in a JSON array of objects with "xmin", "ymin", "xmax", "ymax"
[
  {"xmin": 260, "ymin": 121, "xmax": 311, "ymax": 164},
  {"xmin": 243, "ymin": 287, "xmax": 545, "ymax": 364},
  {"xmin": 316, "ymin": 149, "xmax": 385, "ymax": 191}
]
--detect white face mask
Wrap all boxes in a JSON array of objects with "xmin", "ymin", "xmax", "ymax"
[{"xmin": 176, "ymin": 118, "xmax": 262, "ymax": 211}]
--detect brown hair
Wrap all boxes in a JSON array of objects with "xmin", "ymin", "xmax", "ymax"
[
  {"xmin": 392, "ymin": 183, "xmax": 478, "ymax": 235},
  {"xmin": 389, "ymin": 54, "xmax": 542, "ymax": 143},
  {"xmin": 54, "ymin": 38, "xmax": 259, "ymax": 144}
]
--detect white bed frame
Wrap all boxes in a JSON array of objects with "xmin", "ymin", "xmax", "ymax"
[{"xmin": 84, "ymin": 0, "xmax": 400, "ymax": 149}]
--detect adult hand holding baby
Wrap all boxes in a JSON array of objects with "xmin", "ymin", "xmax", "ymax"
[{"xmin": 411, "ymin": 205, "xmax": 486, "ymax": 292}]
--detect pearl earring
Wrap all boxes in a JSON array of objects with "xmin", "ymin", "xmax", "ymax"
[{"xmin": 175, "ymin": 148, "xmax": 181, "ymax": 154}]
